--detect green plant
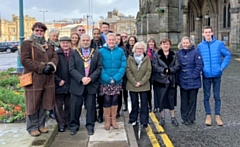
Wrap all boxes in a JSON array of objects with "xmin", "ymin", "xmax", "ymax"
[{"xmin": 0, "ymin": 68, "xmax": 25, "ymax": 123}]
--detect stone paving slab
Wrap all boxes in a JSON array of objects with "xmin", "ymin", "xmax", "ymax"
[
  {"xmin": 0, "ymin": 123, "xmax": 35, "ymax": 147},
  {"xmin": 89, "ymin": 122, "xmax": 127, "ymax": 142}
]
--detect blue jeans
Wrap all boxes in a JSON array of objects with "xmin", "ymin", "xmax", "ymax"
[{"xmin": 203, "ymin": 77, "xmax": 221, "ymax": 115}]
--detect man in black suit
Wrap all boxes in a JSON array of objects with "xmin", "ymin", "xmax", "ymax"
[
  {"xmin": 69, "ymin": 34, "xmax": 102, "ymax": 135},
  {"xmin": 90, "ymin": 28, "xmax": 105, "ymax": 123}
]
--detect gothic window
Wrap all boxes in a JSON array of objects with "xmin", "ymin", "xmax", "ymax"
[
  {"xmin": 190, "ymin": 10, "xmax": 195, "ymax": 32},
  {"xmin": 223, "ymin": 0, "xmax": 231, "ymax": 28},
  {"xmin": 227, "ymin": 4, "xmax": 231, "ymax": 27}
]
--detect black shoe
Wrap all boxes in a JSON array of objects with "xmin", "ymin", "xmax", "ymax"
[
  {"xmin": 160, "ymin": 117, "xmax": 165, "ymax": 126},
  {"xmin": 58, "ymin": 127, "xmax": 65, "ymax": 132},
  {"xmin": 129, "ymin": 120, "xmax": 137, "ymax": 126},
  {"xmin": 171, "ymin": 117, "xmax": 179, "ymax": 126},
  {"xmin": 70, "ymin": 130, "xmax": 77, "ymax": 135},
  {"xmin": 97, "ymin": 115, "xmax": 103, "ymax": 123},
  {"xmin": 96, "ymin": 103, "xmax": 99, "ymax": 109},
  {"xmin": 143, "ymin": 124, "xmax": 148, "ymax": 128},
  {"xmin": 116, "ymin": 112, "xmax": 120, "ymax": 118},
  {"xmin": 49, "ymin": 113, "xmax": 55, "ymax": 119},
  {"xmin": 122, "ymin": 104, "xmax": 128, "ymax": 111},
  {"xmin": 182, "ymin": 120, "xmax": 187, "ymax": 124},
  {"xmin": 87, "ymin": 129, "xmax": 94, "ymax": 135},
  {"xmin": 153, "ymin": 108, "xmax": 158, "ymax": 113},
  {"xmin": 186, "ymin": 121, "xmax": 194, "ymax": 125}
]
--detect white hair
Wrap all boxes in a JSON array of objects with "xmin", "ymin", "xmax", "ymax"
[
  {"xmin": 106, "ymin": 33, "xmax": 116, "ymax": 40},
  {"xmin": 132, "ymin": 41, "xmax": 147, "ymax": 53},
  {"xmin": 49, "ymin": 28, "xmax": 60, "ymax": 36},
  {"xmin": 80, "ymin": 34, "xmax": 90, "ymax": 40}
]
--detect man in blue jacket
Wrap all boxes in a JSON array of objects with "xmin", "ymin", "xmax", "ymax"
[{"xmin": 198, "ymin": 26, "xmax": 231, "ymax": 126}]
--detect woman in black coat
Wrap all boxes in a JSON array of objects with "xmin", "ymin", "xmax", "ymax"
[{"xmin": 152, "ymin": 38, "xmax": 180, "ymax": 126}]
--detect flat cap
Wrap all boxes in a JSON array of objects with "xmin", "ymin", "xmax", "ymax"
[{"xmin": 60, "ymin": 36, "xmax": 71, "ymax": 41}]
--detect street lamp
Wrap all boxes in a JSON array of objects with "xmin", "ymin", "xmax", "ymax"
[
  {"xmin": 84, "ymin": 14, "xmax": 92, "ymax": 35},
  {"xmin": 39, "ymin": 10, "xmax": 48, "ymax": 23},
  {"xmin": 17, "ymin": 0, "xmax": 24, "ymax": 73}
]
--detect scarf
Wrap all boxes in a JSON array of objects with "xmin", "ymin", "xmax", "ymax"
[
  {"xmin": 31, "ymin": 34, "xmax": 47, "ymax": 45},
  {"xmin": 48, "ymin": 39, "xmax": 60, "ymax": 48},
  {"xmin": 133, "ymin": 53, "xmax": 144, "ymax": 71},
  {"xmin": 147, "ymin": 48, "xmax": 155, "ymax": 60}
]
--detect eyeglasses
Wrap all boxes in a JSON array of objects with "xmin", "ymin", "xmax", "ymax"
[
  {"xmin": 129, "ymin": 40, "xmax": 135, "ymax": 41},
  {"xmin": 34, "ymin": 29, "xmax": 44, "ymax": 32},
  {"xmin": 121, "ymin": 36, "xmax": 127, "ymax": 38},
  {"xmin": 136, "ymin": 48, "xmax": 144, "ymax": 50},
  {"xmin": 78, "ymin": 29, "xmax": 85, "ymax": 32}
]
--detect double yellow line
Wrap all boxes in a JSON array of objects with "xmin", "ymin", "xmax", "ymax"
[{"xmin": 145, "ymin": 112, "xmax": 174, "ymax": 147}]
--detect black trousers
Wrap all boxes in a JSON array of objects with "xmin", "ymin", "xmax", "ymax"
[
  {"xmin": 70, "ymin": 92, "xmax": 96, "ymax": 131},
  {"xmin": 117, "ymin": 89, "xmax": 128, "ymax": 113},
  {"xmin": 54, "ymin": 94, "xmax": 70, "ymax": 128},
  {"xmin": 180, "ymin": 88, "xmax": 199, "ymax": 122},
  {"xmin": 97, "ymin": 94, "xmax": 104, "ymax": 116},
  {"xmin": 129, "ymin": 91, "xmax": 149, "ymax": 125},
  {"xmin": 147, "ymin": 85, "xmax": 152, "ymax": 110}
]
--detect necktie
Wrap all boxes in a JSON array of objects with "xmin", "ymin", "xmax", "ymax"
[
  {"xmin": 84, "ymin": 50, "xmax": 90, "ymax": 77},
  {"xmin": 65, "ymin": 51, "xmax": 68, "ymax": 57}
]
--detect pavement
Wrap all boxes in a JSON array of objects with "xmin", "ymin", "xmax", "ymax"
[{"xmin": 0, "ymin": 108, "xmax": 137, "ymax": 147}]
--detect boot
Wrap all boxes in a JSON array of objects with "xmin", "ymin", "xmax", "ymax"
[
  {"xmin": 111, "ymin": 105, "xmax": 118, "ymax": 129},
  {"xmin": 205, "ymin": 115, "xmax": 212, "ymax": 126},
  {"xmin": 103, "ymin": 107, "xmax": 111, "ymax": 130},
  {"xmin": 215, "ymin": 115, "xmax": 223, "ymax": 126}
]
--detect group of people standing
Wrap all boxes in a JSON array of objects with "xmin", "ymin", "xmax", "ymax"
[{"xmin": 20, "ymin": 21, "xmax": 231, "ymax": 138}]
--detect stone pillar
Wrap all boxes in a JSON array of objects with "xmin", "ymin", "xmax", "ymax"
[
  {"xmin": 136, "ymin": 19, "xmax": 143, "ymax": 41},
  {"xmin": 182, "ymin": 8, "xmax": 189, "ymax": 37},
  {"xmin": 230, "ymin": 7, "xmax": 240, "ymax": 53},
  {"xmin": 147, "ymin": 13, "xmax": 160, "ymax": 42},
  {"xmin": 141, "ymin": 17, "xmax": 148, "ymax": 42},
  {"xmin": 209, "ymin": 13, "xmax": 218, "ymax": 36},
  {"xmin": 195, "ymin": 18, "xmax": 202, "ymax": 45}
]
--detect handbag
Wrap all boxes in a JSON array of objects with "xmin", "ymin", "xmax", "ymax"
[{"xmin": 19, "ymin": 47, "xmax": 34, "ymax": 87}]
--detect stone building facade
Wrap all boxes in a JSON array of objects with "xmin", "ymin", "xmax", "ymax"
[
  {"xmin": 99, "ymin": 9, "xmax": 136, "ymax": 35},
  {"xmin": 0, "ymin": 15, "xmax": 36, "ymax": 42},
  {"xmin": 137, "ymin": 0, "xmax": 240, "ymax": 52}
]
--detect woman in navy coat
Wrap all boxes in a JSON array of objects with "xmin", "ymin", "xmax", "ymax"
[{"xmin": 177, "ymin": 36, "xmax": 203, "ymax": 125}]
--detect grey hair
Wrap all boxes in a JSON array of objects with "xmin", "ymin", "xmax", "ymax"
[
  {"xmin": 106, "ymin": 33, "xmax": 116, "ymax": 40},
  {"xmin": 178, "ymin": 36, "xmax": 194, "ymax": 49},
  {"xmin": 132, "ymin": 41, "xmax": 147, "ymax": 53},
  {"xmin": 80, "ymin": 34, "xmax": 90, "ymax": 40},
  {"xmin": 49, "ymin": 28, "xmax": 60, "ymax": 36}
]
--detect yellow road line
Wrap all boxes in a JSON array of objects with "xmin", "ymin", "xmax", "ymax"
[
  {"xmin": 149, "ymin": 112, "xmax": 174, "ymax": 147},
  {"xmin": 146, "ymin": 125, "xmax": 161, "ymax": 147}
]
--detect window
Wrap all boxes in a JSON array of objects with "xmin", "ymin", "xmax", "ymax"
[
  {"xmin": 190, "ymin": 10, "xmax": 195, "ymax": 32},
  {"xmin": 223, "ymin": 0, "xmax": 231, "ymax": 28}
]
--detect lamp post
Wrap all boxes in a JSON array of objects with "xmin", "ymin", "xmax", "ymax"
[
  {"xmin": 84, "ymin": 14, "xmax": 92, "ymax": 35},
  {"xmin": 17, "ymin": 0, "xmax": 24, "ymax": 73},
  {"xmin": 39, "ymin": 10, "xmax": 48, "ymax": 23}
]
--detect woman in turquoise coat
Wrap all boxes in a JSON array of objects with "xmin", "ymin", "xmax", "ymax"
[{"xmin": 99, "ymin": 33, "xmax": 126, "ymax": 130}]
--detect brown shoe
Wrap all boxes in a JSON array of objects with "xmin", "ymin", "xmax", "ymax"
[
  {"xmin": 205, "ymin": 115, "xmax": 212, "ymax": 126},
  {"xmin": 39, "ymin": 127, "xmax": 49, "ymax": 133},
  {"xmin": 215, "ymin": 115, "xmax": 223, "ymax": 126},
  {"xmin": 104, "ymin": 107, "xmax": 111, "ymax": 130},
  {"xmin": 30, "ymin": 130, "xmax": 41, "ymax": 137},
  {"xmin": 111, "ymin": 106, "xmax": 118, "ymax": 129}
]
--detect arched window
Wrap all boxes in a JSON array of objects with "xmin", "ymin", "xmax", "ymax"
[
  {"xmin": 227, "ymin": 4, "xmax": 231, "ymax": 27},
  {"xmin": 190, "ymin": 10, "xmax": 195, "ymax": 32},
  {"xmin": 223, "ymin": 5, "xmax": 226, "ymax": 28},
  {"xmin": 223, "ymin": 0, "xmax": 230, "ymax": 28}
]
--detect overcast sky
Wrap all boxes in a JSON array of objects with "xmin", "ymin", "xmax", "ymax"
[{"xmin": 0, "ymin": 0, "xmax": 139, "ymax": 22}]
